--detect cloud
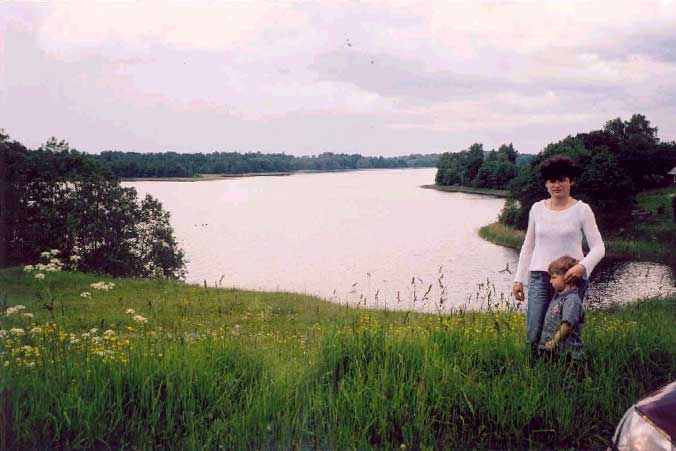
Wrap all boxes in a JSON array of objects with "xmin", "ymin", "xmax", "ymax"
[{"xmin": 1, "ymin": 0, "xmax": 676, "ymax": 155}]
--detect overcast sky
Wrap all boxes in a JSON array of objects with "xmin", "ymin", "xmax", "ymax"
[{"xmin": 1, "ymin": 1, "xmax": 675, "ymax": 156}]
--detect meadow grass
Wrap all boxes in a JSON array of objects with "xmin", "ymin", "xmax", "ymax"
[{"xmin": 1, "ymin": 268, "xmax": 675, "ymax": 450}]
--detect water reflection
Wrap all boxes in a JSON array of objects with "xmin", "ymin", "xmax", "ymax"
[{"xmin": 587, "ymin": 260, "xmax": 676, "ymax": 308}]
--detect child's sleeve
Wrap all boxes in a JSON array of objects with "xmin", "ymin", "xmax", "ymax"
[{"xmin": 561, "ymin": 295, "xmax": 583, "ymax": 328}]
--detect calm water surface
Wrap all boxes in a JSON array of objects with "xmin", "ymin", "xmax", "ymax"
[{"xmin": 126, "ymin": 168, "xmax": 675, "ymax": 311}]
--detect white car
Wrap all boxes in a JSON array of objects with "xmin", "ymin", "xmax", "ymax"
[{"xmin": 609, "ymin": 380, "xmax": 676, "ymax": 451}]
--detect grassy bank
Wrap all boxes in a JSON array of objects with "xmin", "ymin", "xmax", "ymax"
[
  {"xmin": 480, "ymin": 187, "xmax": 676, "ymax": 263},
  {"xmin": 420, "ymin": 184, "xmax": 509, "ymax": 197},
  {"xmin": 1, "ymin": 268, "xmax": 675, "ymax": 449}
]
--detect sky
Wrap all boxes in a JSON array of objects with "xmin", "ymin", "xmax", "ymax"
[{"xmin": 1, "ymin": 1, "xmax": 676, "ymax": 156}]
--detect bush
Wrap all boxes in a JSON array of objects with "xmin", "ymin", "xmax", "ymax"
[{"xmin": 0, "ymin": 133, "xmax": 185, "ymax": 278}]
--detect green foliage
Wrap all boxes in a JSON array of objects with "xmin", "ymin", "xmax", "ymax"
[
  {"xmin": 435, "ymin": 143, "xmax": 518, "ymax": 190},
  {"xmin": 0, "ymin": 133, "xmax": 185, "ymax": 278}
]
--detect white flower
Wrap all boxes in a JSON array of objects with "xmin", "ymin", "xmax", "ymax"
[
  {"xmin": 5, "ymin": 305, "xmax": 26, "ymax": 316},
  {"xmin": 133, "ymin": 315, "xmax": 148, "ymax": 324},
  {"xmin": 0, "ymin": 330, "xmax": 7, "ymax": 338},
  {"xmin": 92, "ymin": 337, "xmax": 103, "ymax": 344},
  {"xmin": 44, "ymin": 264, "xmax": 60, "ymax": 272},
  {"xmin": 89, "ymin": 328, "xmax": 98, "ymax": 334},
  {"xmin": 22, "ymin": 313, "xmax": 34, "ymax": 319},
  {"xmin": 34, "ymin": 273, "xmax": 45, "ymax": 280},
  {"xmin": 103, "ymin": 329, "xmax": 115, "ymax": 337},
  {"xmin": 10, "ymin": 328, "xmax": 25, "ymax": 336},
  {"xmin": 29, "ymin": 327, "xmax": 42, "ymax": 334},
  {"xmin": 69, "ymin": 338, "xmax": 80, "ymax": 344},
  {"xmin": 50, "ymin": 249, "xmax": 60, "ymax": 256},
  {"xmin": 40, "ymin": 251, "xmax": 51, "ymax": 259},
  {"xmin": 81, "ymin": 332, "xmax": 91, "ymax": 339},
  {"xmin": 80, "ymin": 292, "xmax": 92, "ymax": 298},
  {"xmin": 90, "ymin": 281, "xmax": 115, "ymax": 291},
  {"xmin": 23, "ymin": 265, "xmax": 34, "ymax": 272},
  {"xmin": 125, "ymin": 308, "xmax": 136, "ymax": 315},
  {"xmin": 70, "ymin": 255, "xmax": 81, "ymax": 262}
]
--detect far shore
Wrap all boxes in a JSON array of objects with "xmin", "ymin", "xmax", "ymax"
[{"xmin": 121, "ymin": 167, "xmax": 435, "ymax": 182}]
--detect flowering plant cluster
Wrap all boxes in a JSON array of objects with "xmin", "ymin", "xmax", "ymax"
[
  {"xmin": 124, "ymin": 309, "xmax": 148, "ymax": 324},
  {"xmin": 23, "ymin": 249, "xmax": 82, "ymax": 281},
  {"xmin": 90, "ymin": 281, "xmax": 116, "ymax": 291}
]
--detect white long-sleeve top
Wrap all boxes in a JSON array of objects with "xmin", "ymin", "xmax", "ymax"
[{"xmin": 514, "ymin": 200, "xmax": 605, "ymax": 285}]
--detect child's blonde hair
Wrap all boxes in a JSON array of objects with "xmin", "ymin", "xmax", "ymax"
[{"xmin": 548, "ymin": 256, "xmax": 579, "ymax": 279}]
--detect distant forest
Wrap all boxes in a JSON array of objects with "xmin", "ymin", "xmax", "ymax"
[{"xmin": 94, "ymin": 151, "xmax": 440, "ymax": 178}]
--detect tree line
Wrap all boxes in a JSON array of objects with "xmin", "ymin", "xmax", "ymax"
[
  {"xmin": 435, "ymin": 143, "xmax": 534, "ymax": 190},
  {"xmin": 0, "ymin": 133, "xmax": 186, "ymax": 278},
  {"xmin": 435, "ymin": 114, "xmax": 676, "ymax": 231},
  {"xmin": 95, "ymin": 151, "xmax": 440, "ymax": 178}
]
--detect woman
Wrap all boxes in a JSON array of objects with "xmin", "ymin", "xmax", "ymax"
[{"xmin": 512, "ymin": 155, "xmax": 605, "ymax": 352}]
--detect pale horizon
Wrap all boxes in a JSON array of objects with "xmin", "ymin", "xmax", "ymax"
[{"xmin": 1, "ymin": 1, "xmax": 675, "ymax": 157}]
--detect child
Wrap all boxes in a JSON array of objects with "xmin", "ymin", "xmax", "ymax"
[{"xmin": 538, "ymin": 255, "xmax": 585, "ymax": 361}]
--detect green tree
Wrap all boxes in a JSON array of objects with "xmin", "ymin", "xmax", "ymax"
[{"xmin": 1, "ymin": 134, "xmax": 185, "ymax": 278}]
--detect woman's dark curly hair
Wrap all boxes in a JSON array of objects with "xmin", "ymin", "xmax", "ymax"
[{"xmin": 540, "ymin": 155, "xmax": 580, "ymax": 181}]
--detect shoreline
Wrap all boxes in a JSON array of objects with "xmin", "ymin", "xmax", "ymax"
[
  {"xmin": 420, "ymin": 184, "xmax": 508, "ymax": 198},
  {"xmin": 122, "ymin": 167, "xmax": 436, "ymax": 182}
]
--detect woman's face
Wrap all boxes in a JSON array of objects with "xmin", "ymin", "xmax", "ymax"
[{"xmin": 545, "ymin": 176, "xmax": 573, "ymax": 200}]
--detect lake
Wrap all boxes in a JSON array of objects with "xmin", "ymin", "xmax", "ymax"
[{"xmin": 126, "ymin": 168, "xmax": 676, "ymax": 311}]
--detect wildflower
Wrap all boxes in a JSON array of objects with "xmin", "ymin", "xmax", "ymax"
[
  {"xmin": 24, "ymin": 265, "xmax": 34, "ymax": 272},
  {"xmin": 5, "ymin": 305, "xmax": 26, "ymax": 316},
  {"xmin": 92, "ymin": 337, "xmax": 103, "ymax": 344},
  {"xmin": 90, "ymin": 281, "xmax": 115, "ymax": 291},
  {"xmin": 133, "ymin": 315, "xmax": 148, "ymax": 324},
  {"xmin": 69, "ymin": 338, "xmax": 80, "ymax": 344},
  {"xmin": 233, "ymin": 324, "xmax": 241, "ymax": 335},
  {"xmin": 0, "ymin": 330, "xmax": 6, "ymax": 338},
  {"xmin": 80, "ymin": 292, "xmax": 92, "ymax": 298},
  {"xmin": 70, "ymin": 255, "xmax": 81, "ymax": 262},
  {"xmin": 81, "ymin": 332, "xmax": 91, "ymax": 339},
  {"xmin": 10, "ymin": 328, "xmax": 25, "ymax": 336},
  {"xmin": 125, "ymin": 308, "xmax": 136, "ymax": 315},
  {"xmin": 44, "ymin": 263, "xmax": 61, "ymax": 272},
  {"xmin": 23, "ymin": 313, "xmax": 34, "ymax": 319},
  {"xmin": 34, "ymin": 273, "xmax": 45, "ymax": 280},
  {"xmin": 50, "ymin": 249, "xmax": 60, "ymax": 256},
  {"xmin": 40, "ymin": 251, "xmax": 51, "ymax": 258},
  {"xmin": 103, "ymin": 329, "xmax": 115, "ymax": 337},
  {"xmin": 90, "ymin": 328, "xmax": 98, "ymax": 334}
]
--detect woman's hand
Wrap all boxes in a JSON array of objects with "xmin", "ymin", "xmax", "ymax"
[
  {"xmin": 512, "ymin": 282, "xmax": 524, "ymax": 303},
  {"xmin": 564, "ymin": 263, "xmax": 585, "ymax": 285}
]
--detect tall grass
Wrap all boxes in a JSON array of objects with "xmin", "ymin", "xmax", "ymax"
[{"xmin": 1, "ymin": 269, "xmax": 675, "ymax": 449}]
